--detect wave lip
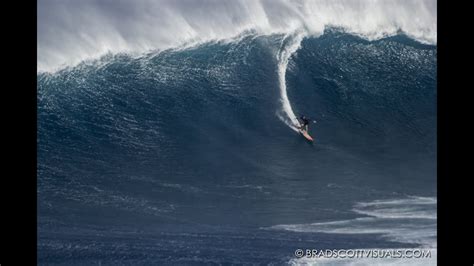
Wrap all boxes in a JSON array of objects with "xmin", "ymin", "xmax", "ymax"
[{"xmin": 38, "ymin": 0, "xmax": 436, "ymax": 72}]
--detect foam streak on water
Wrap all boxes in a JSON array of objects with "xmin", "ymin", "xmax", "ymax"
[
  {"xmin": 267, "ymin": 196, "xmax": 437, "ymax": 265},
  {"xmin": 276, "ymin": 32, "xmax": 305, "ymax": 130}
]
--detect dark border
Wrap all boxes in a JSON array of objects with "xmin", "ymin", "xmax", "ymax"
[
  {"xmin": 437, "ymin": 0, "xmax": 468, "ymax": 265},
  {"xmin": 4, "ymin": 0, "xmax": 37, "ymax": 264}
]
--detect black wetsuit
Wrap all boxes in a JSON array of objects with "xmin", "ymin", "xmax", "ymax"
[
  {"xmin": 299, "ymin": 116, "xmax": 310, "ymax": 130},
  {"xmin": 300, "ymin": 116, "xmax": 309, "ymax": 126}
]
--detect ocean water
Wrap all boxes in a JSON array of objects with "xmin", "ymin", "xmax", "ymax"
[{"xmin": 37, "ymin": 2, "xmax": 436, "ymax": 264}]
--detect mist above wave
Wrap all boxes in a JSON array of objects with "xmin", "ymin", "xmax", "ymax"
[{"xmin": 38, "ymin": 0, "xmax": 436, "ymax": 72}]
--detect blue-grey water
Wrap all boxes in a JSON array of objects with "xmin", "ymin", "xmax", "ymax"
[{"xmin": 38, "ymin": 31, "xmax": 436, "ymax": 265}]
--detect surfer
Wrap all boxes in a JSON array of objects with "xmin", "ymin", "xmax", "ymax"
[{"xmin": 298, "ymin": 115, "xmax": 310, "ymax": 132}]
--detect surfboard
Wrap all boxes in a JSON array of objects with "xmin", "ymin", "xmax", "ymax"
[{"xmin": 299, "ymin": 129, "xmax": 314, "ymax": 142}]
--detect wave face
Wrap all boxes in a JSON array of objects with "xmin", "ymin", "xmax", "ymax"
[
  {"xmin": 38, "ymin": 31, "xmax": 436, "ymax": 264},
  {"xmin": 37, "ymin": 0, "xmax": 436, "ymax": 72}
]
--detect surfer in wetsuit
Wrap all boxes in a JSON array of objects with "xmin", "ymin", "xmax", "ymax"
[{"xmin": 298, "ymin": 115, "xmax": 310, "ymax": 132}]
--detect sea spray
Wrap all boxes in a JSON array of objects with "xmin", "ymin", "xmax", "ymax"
[
  {"xmin": 276, "ymin": 31, "xmax": 305, "ymax": 131},
  {"xmin": 38, "ymin": 0, "xmax": 436, "ymax": 72}
]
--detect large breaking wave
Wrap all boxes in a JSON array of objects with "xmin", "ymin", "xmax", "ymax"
[
  {"xmin": 38, "ymin": 30, "xmax": 436, "ymax": 264},
  {"xmin": 38, "ymin": 0, "xmax": 436, "ymax": 72}
]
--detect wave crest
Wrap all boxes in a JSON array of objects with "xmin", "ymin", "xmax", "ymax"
[{"xmin": 38, "ymin": 0, "xmax": 436, "ymax": 72}]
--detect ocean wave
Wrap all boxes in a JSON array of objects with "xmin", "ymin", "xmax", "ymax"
[{"xmin": 38, "ymin": 0, "xmax": 436, "ymax": 72}]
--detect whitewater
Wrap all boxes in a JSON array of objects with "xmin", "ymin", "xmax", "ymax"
[{"xmin": 38, "ymin": 0, "xmax": 436, "ymax": 72}]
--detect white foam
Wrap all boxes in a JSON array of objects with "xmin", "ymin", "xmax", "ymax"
[
  {"xmin": 267, "ymin": 196, "xmax": 437, "ymax": 248},
  {"xmin": 38, "ymin": 0, "xmax": 436, "ymax": 72},
  {"xmin": 353, "ymin": 197, "xmax": 437, "ymax": 220},
  {"xmin": 276, "ymin": 32, "xmax": 305, "ymax": 130}
]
